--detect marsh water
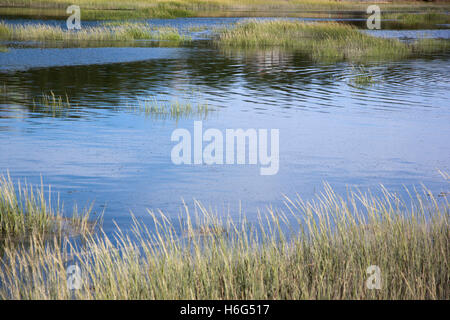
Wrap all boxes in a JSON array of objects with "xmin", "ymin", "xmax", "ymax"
[{"xmin": 0, "ymin": 17, "xmax": 449, "ymax": 235}]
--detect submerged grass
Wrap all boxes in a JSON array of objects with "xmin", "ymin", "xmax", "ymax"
[
  {"xmin": 0, "ymin": 183, "xmax": 448, "ymax": 299},
  {"xmin": 217, "ymin": 20, "xmax": 450, "ymax": 63},
  {"xmin": 0, "ymin": 175, "xmax": 93, "ymax": 240},
  {"xmin": 0, "ymin": 22, "xmax": 190, "ymax": 43}
]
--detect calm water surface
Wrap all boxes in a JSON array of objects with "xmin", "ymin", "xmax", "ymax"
[{"xmin": 0, "ymin": 18, "xmax": 449, "ymax": 234}]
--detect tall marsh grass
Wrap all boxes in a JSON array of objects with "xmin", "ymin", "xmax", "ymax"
[
  {"xmin": 0, "ymin": 22, "xmax": 190, "ymax": 43},
  {"xmin": 217, "ymin": 20, "xmax": 449, "ymax": 62},
  {"xmin": 0, "ymin": 183, "xmax": 447, "ymax": 299},
  {"xmin": 0, "ymin": 175, "xmax": 93, "ymax": 239}
]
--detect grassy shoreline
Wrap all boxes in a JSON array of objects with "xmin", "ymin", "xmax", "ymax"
[
  {"xmin": 0, "ymin": 183, "xmax": 448, "ymax": 299},
  {"xmin": 0, "ymin": 0, "xmax": 449, "ymax": 20}
]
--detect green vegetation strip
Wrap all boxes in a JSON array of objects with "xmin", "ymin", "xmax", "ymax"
[
  {"xmin": 1, "ymin": 0, "xmax": 449, "ymax": 20},
  {"xmin": 0, "ymin": 21, "xmax": 190, "ymax": 42},
  {"xmin": 0, "ymin": 182, "xmax": 448, "ymax": 299},
  {"xmin": 216, "ymin": 20, "xmax": 449, "ymax": 62},
  {"xmin": 383, "ymin": 12, "xmax": 450, "ymax": 29}
]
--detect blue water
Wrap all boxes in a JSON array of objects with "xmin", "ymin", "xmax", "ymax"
[{"xmin": 0, "ymin": 18, "xmax": 449, "ymax": 235}]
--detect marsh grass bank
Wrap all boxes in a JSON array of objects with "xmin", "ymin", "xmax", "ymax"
[
  {"xmin": 1, "ymin": 0, "xmax": 449, "ymax": 20},
  {"xmin": 0, "ymin": 175, "xmax": 93, "ymax": 240},
  {"xmin": 0, "ymin": 184, "xmax": 448, "ymax": 299},
  {"xmin": 0, "ymin": 22, "xmax": 190, "ymax": 42},
  {"xmin": 217, "ymin": 20, "xmax": 450, "ymax": 62}
]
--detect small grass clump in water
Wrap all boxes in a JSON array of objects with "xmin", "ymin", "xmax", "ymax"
[
  {"xmin": 0, "ymin": 22, "xmax": 190, "ymax": 43},
  {"xmin": 217, "ymin": 20, "xmax": 449, "ymax": 62},
  {"xmin": 0, "ymin": 175, "xmax": 93, "ymax": 239},
  {"xmin": 130, "ymin": 97, "xmax": 211, "ymax": 120},
  {"xmin": 349, "ymin": 65, "xmax": 376, "ymax": 87},
  {"xmin": 0, "ymin": 183, "xmax": 447, "ymax": 299},
  {"xmin": 32, "ymin": 91, "xmax": 73, "ymax": 117}
]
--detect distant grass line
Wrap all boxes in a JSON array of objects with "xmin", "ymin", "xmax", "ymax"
[
  {"xmin": 0, "ymin": 175, "xmax": 93, "ymax": 239},
  {"xmin": 0, "ymin": 21, "xmax": 190, "ymax": 42},
  {"xmin": 0, "ymin": 183, "xmax": 448, "ymax": 299},
  {"xmin": 383, "ymin": 11, "xmax": 450, "ymax": 29},
  {"xmin": 0, "ymin": 0, "xmax": 449, "ymax": 20},
  {"xmin": 216, "ymin": 20, "xmax": 450, "ymax": 62}
]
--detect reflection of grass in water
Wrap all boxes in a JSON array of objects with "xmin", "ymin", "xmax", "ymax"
[
  {"xmin": 129, "ymin": 97, "xmax": 211, "ymax": 120},
  {"xmin": 383, "ymin": 11, "xmax": 450, "ymax": 29},
  {"xmin": 0, "ymin": 46, "xmax": 8, "ymax": 52},
  {"xmin": 0, "ymin": 174, "xmax": 93, "ymax": 240},
  {"xmin": 0, "ymin": 182, "xmax": 448, "ymax": 299},
  {"xmin": 217, "ymin": 20, "xmax": 449, "ymax": 63},
  {"xmin": 0, "ymin": 22, "xmax": 190, "ymax": 43}
]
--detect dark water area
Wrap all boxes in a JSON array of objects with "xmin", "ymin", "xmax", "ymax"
[{"xmin": 0, "ymin": 18, "xmax": 449, "ymax": 235}]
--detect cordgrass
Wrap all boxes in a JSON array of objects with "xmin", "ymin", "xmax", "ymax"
[
  {"xmin": 0, "ymin": 174, "xmax": 93, "ymax": 239},
  {"xmin": 0, "ymin": 21, "xmax": 190, "ymax": 42},
  {"xmin": 0, "ymin": 183, "xmax": 448, "ymax": 299},
  {"xmin": 217, "ymin": 20, "xmax": 450, "ymax": 62}
]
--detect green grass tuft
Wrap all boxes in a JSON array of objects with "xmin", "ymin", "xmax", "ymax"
[
  {"xmin": 129, "ymin": 97, "xmax": 211, "ymax": 120},
  {"xmin": 349, "ymin": 65, "xmax": 376, "ymax": 87}
]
